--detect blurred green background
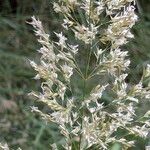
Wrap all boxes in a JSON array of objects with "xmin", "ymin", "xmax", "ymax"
[{"xmin": 0, "ymin": 0, "xmax": 149, "ymax": 149}]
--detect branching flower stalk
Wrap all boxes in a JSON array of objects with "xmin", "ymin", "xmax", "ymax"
[
  {"xmin": 29, "ymin": 0, "xmax": 150, "ymax": 149},
  {"xmin": 0, "ymin": 143, "xmax": 21, "ymax": 150}
]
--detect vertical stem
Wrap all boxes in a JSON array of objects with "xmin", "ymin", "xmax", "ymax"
[
  {"xmin": 79, "ymin": 1, "xmax": 93, "ymax": 149},
  {"xmin": 86, "ymin": 46, "xmax": 92, "ymax": 79},
  {"xmin": 34, "ymin": 125, "xmax": 45, "ymax": 146},
  {"xmin": 86, "ymin": 0, "xmax": 93, "ymax": 79},
  {"xmin": 79, "ymin": 78, "xmax": 86, "ymax": 150}
]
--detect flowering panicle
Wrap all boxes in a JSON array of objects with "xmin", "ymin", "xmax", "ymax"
[
  {"xmin": 29, "ymin": 0, "xmax": 150, "ymax": 150},
  {"xmin": 102, "ymin": 6, "xmax": 138, "ymax": 48},
  {"xmin": 0, "ymin": 143, "xmax": 9, "ymax": 150},
  {"xmin": 29, "ymin": 16, "xmax": 76, "ymax": 136},
  {"xmin": 0, "ymin": 143, "xmax": 21, "ymax": 150}
]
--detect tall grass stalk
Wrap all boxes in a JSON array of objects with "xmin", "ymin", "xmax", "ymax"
[{"xmin": 29, "ymin": 0, "xmax": 150, "ymax": 149}]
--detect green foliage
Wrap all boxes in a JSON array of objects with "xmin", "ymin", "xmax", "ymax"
[{"xmin": 0, "ymin": 0, "xmax": 59, "ymax": 149}]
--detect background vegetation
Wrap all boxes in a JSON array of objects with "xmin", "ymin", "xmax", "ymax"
[{"xmin": 0, "ymin": 0, "xmax": 149, "ymax": 149}]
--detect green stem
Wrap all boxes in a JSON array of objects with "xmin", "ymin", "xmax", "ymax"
[
  {"xmin": 86, "ymin": 0, "xmax": 93, "ymax": 79},
  {"xmin": 73, "ymin": 57, "xmax": 85, "ymax": 79},
  {"xmin": 34, "ymin": 125, "xmax": 45, "ymax": 146},
  {"xmin": 79, "ymin": 78, "xmax": 86, "ymax": 150},
  {"xmin": 79, "ymin": 1, "xmax": 93, "ymax": 149},
  {"xmin": 86, "ymin": 46, "xmax": 93, "ymax": 79}
]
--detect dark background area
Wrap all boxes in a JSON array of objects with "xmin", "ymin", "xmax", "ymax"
[{"xmin": 0, "ymin": 0, "xmax": 149, "ymax": 149}]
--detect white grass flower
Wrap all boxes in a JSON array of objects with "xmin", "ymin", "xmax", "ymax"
[
  {"xmin": 29, "ymin": 1, "xmax": 150, "ymax": 149},
  {"xmin": 73, "ymin": 24, "xmax": 98, "ymax": 44},
  {"xmin": 145, "ymin": 64, "xmax": 150, "ymax": 77},
  {"xmin": 55, "ymin": 32, "xmax": 67, "ymax": 49},
  {"xmin": 0, "ymin": 143, "xmax": 9, "ymax": 150}
]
